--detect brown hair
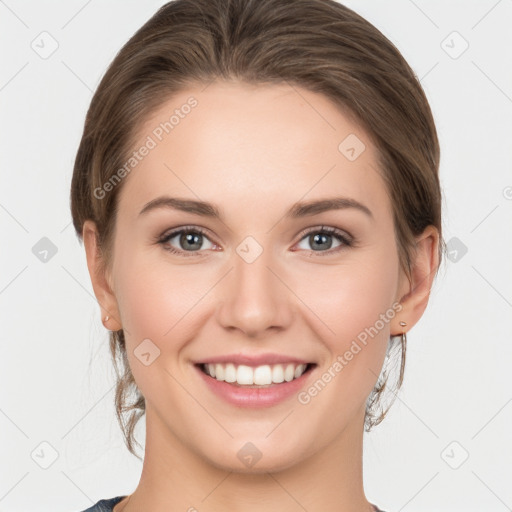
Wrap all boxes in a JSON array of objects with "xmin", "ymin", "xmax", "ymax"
[{"xmin": 71, "ymin": 0, "xmax": 444, "ymax": 459}]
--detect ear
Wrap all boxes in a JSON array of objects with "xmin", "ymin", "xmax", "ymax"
[
  {"xmin": 82, "ymin": 220, "xmax": 122, "ymax": 331},
  {"xmin": 391, "ymin": 225, "xmax": 440, "ymax": 336}
]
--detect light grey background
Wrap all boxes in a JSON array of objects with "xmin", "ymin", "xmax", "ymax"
[{"xmin": 1, "ymin": 1, "xmax": 511, "ymax": 511}]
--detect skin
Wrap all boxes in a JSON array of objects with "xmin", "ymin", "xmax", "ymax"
[{"xmin": 83, "ymin": 80, "xmax": 439, "ymax": 512}]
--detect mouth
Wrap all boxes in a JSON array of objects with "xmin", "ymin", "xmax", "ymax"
[{"xmin": 195, "ymin": 362, "xmax": 317, "ymax": 388}]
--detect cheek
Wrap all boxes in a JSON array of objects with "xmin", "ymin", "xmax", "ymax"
[
  {"xmin": 112, "ymin": 233, "xmax": 176, "ymax": 325},
  {"xmin": 340, "ymin": 259, "xmax": 400, "ymax": 384},
  {"xmin": 301, "ymin": 241, "xmax": 400, "ymax": 388},
  {"xmin": 111, "ymin": 250, "xmax": 204, "ymax": 399},
  {"xmin": 112, "ymin": 244, "xmax": 217, "ymax": 351},
  {"xmin": 305, "ymin": 256, "xmax": 398, "ymax": 343}
]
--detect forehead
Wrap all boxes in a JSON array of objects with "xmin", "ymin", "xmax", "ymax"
[{"xmin": 117, "ymin": 80, "xmax": 390, "ymax": 222}]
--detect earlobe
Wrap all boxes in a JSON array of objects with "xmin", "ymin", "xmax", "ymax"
[
  {"xmin": 391, "ymin": 225, "xmax": 440, "ymax": 336},
  {"xmin": 82, "ymin": 220, "xmax": 122, "ymax": 331}
]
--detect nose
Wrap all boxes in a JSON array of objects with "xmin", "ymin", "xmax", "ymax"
[{"xmin": 216, "ymin": 243, "xmax": 294, "ymax": 338}]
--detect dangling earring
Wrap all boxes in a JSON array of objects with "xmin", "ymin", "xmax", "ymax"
[
  {"xmin": 397, "ymin": 320, "xmax": 408, "ymax": 386},
  {"xmin": 399, "ymin": 320, "xmax": 407, "ymax": 342}
]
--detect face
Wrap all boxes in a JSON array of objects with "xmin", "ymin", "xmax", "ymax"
[{"xmin": 93, "ymin": 81, "xmax": 412, "ymax": 472}]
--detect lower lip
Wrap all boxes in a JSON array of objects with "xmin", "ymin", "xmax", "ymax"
[{"xmin": 194, "ymin": 364, "xmax": 315, "ymax": 408}]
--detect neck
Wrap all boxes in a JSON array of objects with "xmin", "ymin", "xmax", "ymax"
[{"xmin": 118, "ymin": 405, "xmax": 374, "ymax": 512}]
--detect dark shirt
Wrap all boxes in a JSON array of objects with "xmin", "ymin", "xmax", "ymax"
[
  {"xmin": 79, "ymin": 496, "xmax": 388, "ymax": 511},
  {"xmin": 79, "ymin": 496, "xmax": 126, "ymax": 511}
]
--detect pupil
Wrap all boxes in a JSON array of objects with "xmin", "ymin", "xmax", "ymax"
[
  {"xmin": 311, "ymin": 233, "xmax": 332, "ymax": 250},
  {"xmin": 181, "ymin": 232, "xmax": 202, "ymax": 250},
  {"xmin": 178, "ymin": 232, "xmax": 333, "ymax": 252}
]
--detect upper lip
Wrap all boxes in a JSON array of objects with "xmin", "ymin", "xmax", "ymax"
[{"xmin": 194, "ymin": 353, "xmax": 313, "ymax": 367}]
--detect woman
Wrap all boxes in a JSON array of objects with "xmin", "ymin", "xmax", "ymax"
[{"xmin": 71, "ymin": 0, "xmax": 444, "ymax": 510}]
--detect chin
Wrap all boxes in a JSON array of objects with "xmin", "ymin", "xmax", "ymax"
[{"xmin": 199, "ymin": 436, "xmax": 308, "ymax": 474}]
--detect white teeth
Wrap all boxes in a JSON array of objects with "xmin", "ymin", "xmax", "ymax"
[
  {"xmin": 237, "ymin": 365, "xmax": 254, "ymax": 385},
  {"xmin": 202, "ymin": 362, "xmax": 308, "ymax": 386},
  {"xmin": 294, "ymin": 365, "xmax": 304, "ymax": 379},
  {"xmin": 272, "ymin": 364, "xmax": 285, "ymax": 383},
  {"xmin": 215, "ymin": 364, "xmax": 225, "ymax": 381},
  {"xmin": 254, "ymin": 365, "xmax": 272, "ymax": 385},
  {"xmin": 284, "ymin": 364, "xmax": 295, "ymax": 382},
  {"xmin": 224, "ymin": 363, "xmax": 236, "ymax": 383}
]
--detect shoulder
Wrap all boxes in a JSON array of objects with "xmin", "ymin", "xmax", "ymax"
[{"xmin": 76, "ymin": 496, "xmax": 127, "ymax": 512}]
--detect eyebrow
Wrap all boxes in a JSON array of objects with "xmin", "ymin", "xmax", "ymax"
[{"xmin": 139, "ymin": 196, "xmax": 373, "ymax": 220}]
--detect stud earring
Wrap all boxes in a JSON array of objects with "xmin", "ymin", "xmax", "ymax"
[
  {"xmin": 399, "ymin": 321, "xmax": 407, "ymax": 328},
  {"xmin": 104, "ymin": 315, "xmax": 110, "ymax": 322}
]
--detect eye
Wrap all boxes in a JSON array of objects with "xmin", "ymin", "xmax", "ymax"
[
  {"xmin": 157, "ymin": 226, "xmax": 216, "ymax": 257},
  {"xmin": 295, "ymin": 226, "xmax": 353, "ymax": 256},
  {"xmin": 157, "ymin": 225, "xmax": 354, "ymax": 258}
]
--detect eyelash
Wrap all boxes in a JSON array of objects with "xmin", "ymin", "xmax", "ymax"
[{"xmin": 156, "ymin": 225, "xmax": 354, "ymax": 258}]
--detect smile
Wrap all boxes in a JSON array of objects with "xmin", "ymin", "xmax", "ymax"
[
  {"xmin": 200, "ymin": 362, "xmax": 312, "ymax": 387},
  {"xmin": 194, "ymin": 362, "xmax": 317, "ymax": 408}
]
